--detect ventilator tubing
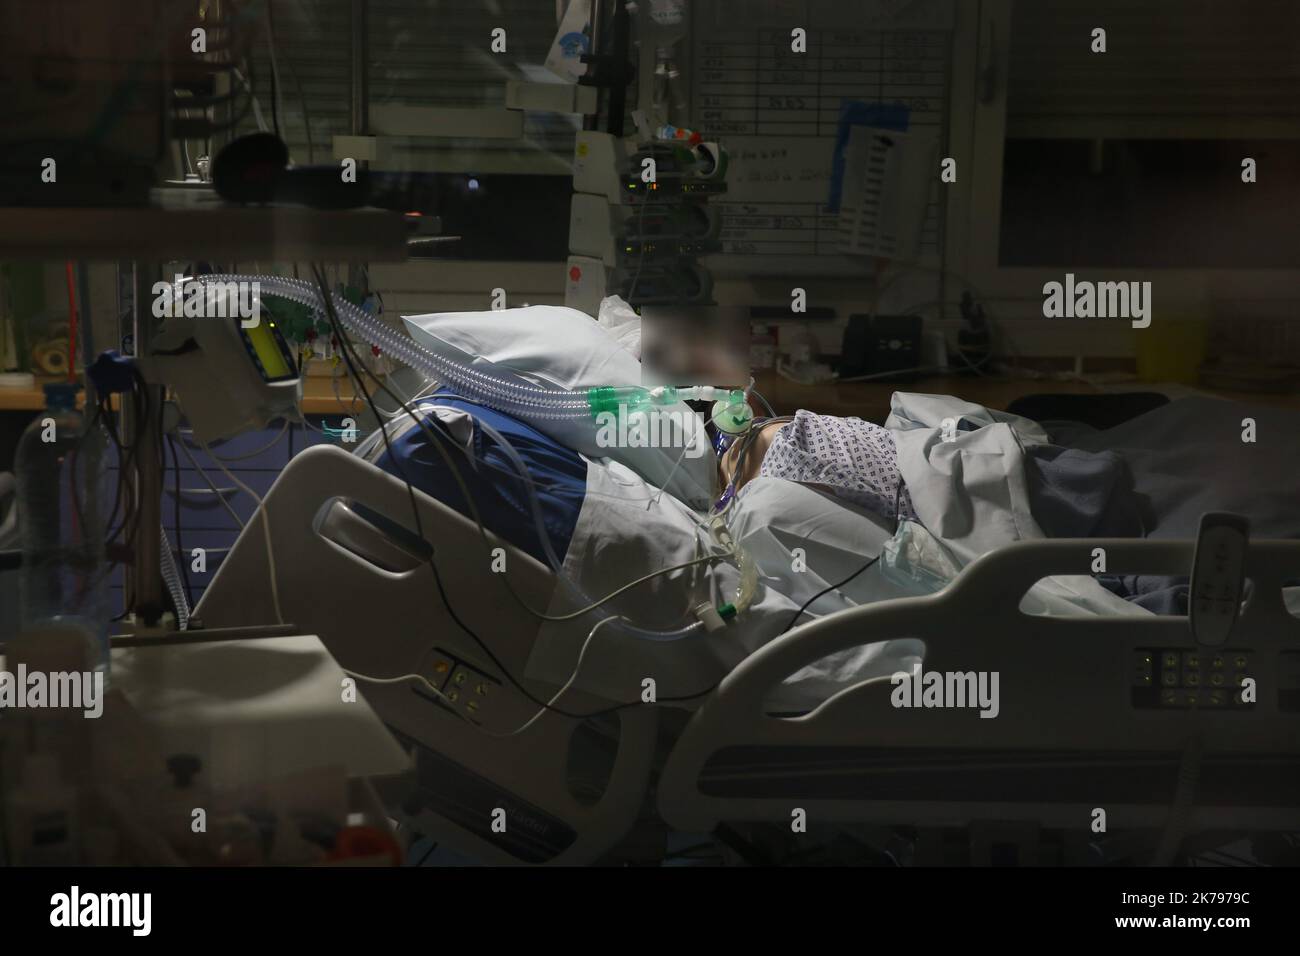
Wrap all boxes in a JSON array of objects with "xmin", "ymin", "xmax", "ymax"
[
  {"xmin": 203, "ymin": 275, "xmax": 759, "ymax": 638},
  {"xmin": 203, "ymin": 276, "xmax": 753, "ymax": 429},
  {"xmin": 200, "ymin": 275, "xmax": 592, "ymax": 420}
]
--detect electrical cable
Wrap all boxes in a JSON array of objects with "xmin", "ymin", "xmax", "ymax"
[
  {"xmin": 205, "ymin": 420, "xmax": 288, "ymax": 462},
  {"xmin": 89, "ymin": 373, "xmax": 147, "ymax": 618},
  {"xmin": 397, "ymin": 386, "xmax": 731, "ymax": 625},
  {"xmin": 166, "ymin": 435, "xmax": 196, "ymax": 610},
  {"xmin": 230, "ymin": 68, "xmax": 271, "ymax": 133},
  {"xmin": 264, "ymin": 0, "xmax": 283, "ymax": 139},
  {"xmin": 280, "ymin": 33, "xmax": 316, "ymax": 163},
  {"xmin": 174, "ymin": 437, "xmax": 247, "ymax": 530},
  {"xmin": 349, "ymin": 615, "xmax": 620, "ymax": 738},
  {"xmin": 355, "ymin": 411, "xmax": 679, "ymax": 510},
  {"xmin": 311, "ymin": 266, "xmax": 727, "ymax": 634},
  {"xmin": 99, "ymin": 405, "xmax": 130, "ymax": 549},
  {"xmin": 778, "ymin": 479, "xmax": 903, "ymax": 636},
  {"xmin": 108, "ymin": 373, "xmax": 149, "ymax": 554},
  {"xmin": 625, "ymin": 197, "xmax": 652, "ymax": 303},
  {"xmin": 311, "ymin": 264, "xmax": 722, "ymax": 720},
  {"xmin": 187, "ymin": 429, "xmax": 284, "ymax": 625},
  {"xmin": 1153, "ymin": 734, "xmax": 1205, "ymax": 866}
]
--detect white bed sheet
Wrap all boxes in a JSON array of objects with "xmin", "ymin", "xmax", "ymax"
[{"xmin": 523, "ymin": 389, "xmax": 1144, "ymax": 713}]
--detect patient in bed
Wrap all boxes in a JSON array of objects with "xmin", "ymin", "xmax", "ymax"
[{"xmin": 719, "ymin": 410, "xmax": 917, "ymax": 526}]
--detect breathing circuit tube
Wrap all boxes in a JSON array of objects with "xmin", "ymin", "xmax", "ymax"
[
  {"xmin": 203, "ymin": 274, "xmax": 592, "ymax": 421},
  {"xmin": 197, "ymin": 274, "xmax": 760, "ymax": 637},
  {"xmin": 202, "ymin": 275, "xmax": 757, "ymax": 428}
]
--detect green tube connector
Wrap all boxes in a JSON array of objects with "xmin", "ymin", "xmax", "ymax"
[
  {"xmin": 587, "ymin": 384, "xmax": 749, "ymax": 420},
  {"xmin": 587, "ymin": 386, "xmax": 652, "ymax": 418}
]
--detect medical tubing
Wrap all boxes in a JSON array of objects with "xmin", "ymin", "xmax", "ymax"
[
  {"xmin": 159, "ymin": 525, "xmax": 190, "ymax": 630},
  {"xmin": 210, "ymin": 274, "xmax": 746, "ymax": 638},
  {"xmin": 469, "ymin": 413, "xmax": 704, "ymax": 640},
  {"xmin": 710, "ymin": 516, "xmax": 758, "ymax": 615},
  {"xmin": 198, "ymin": 275, "xmax": 592, "ymax": 420}
]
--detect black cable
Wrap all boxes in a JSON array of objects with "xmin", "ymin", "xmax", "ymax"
[
  {"xmin": 167, "ymin": 435, "xmax": 196, "ymax": 610},
  {"xmin": 265, "ymin": 0, "xmax": 281, "ymax": 138},
  {"xmin": 281, "ymin": 29, "xmax": 315, "ymax": 163},
  {"xmin": 778, "ymin": 479, "xmax": 905, "ymax": 636},
  {"xmin": 100, "ymin": 400, "xmax": 128, "ymax": 541},
  {"xmin": 109, "ymin": 373, "xmax": 150, "ymax": 616},
  {"xmin": 106, "ymin": 374, "xmax": 147, "ymax": 554},
  {"xmin": 310, "ymin": 265, "xmax": 717, "ymax": 720},
  {"xmin": 779, "ymin": 556, "xmax": 883, "ymax": 636},
  {"xmin": 190, "ymin": 94, "xmax": 256, "ymax": 134}
]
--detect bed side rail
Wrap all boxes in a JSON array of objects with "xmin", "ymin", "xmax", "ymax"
[
  {"xmin": 198, "ymin": 445, "xmax": 657, "ymax": 865},
  {"xmin": 659, "ymin": 538, "xmax": 1300, "ymax": 831}
]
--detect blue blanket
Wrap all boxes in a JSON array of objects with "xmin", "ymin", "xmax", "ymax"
[{"xmin": 374, "ymin": 394, "xmax": 587, "ymax": 565}]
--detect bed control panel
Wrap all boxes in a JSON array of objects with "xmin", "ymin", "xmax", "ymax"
[
  {"xmin": 416, "ymin": 647, "xmax": 501, "ymax": 723},
  {"xmin": 1189, "ymin": 512, "xmax": 1250, "ymax": 647},
  {"xmin": 1131, "ymin": 649, "xmax": 1255, "ymax": 710}
]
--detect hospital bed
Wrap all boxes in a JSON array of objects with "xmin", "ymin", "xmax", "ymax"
[{"xmin": 196, "ymin": 444, "xmax": 1300, "ymax": 865}]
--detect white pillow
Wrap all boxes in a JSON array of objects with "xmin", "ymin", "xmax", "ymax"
[
  {"xmin": 402, "ymin": 305, "xmax": 715, "ymax": 508},
  {"xmin": 596, "ymin": 295, "xmax": 642, "ymax": 359}
]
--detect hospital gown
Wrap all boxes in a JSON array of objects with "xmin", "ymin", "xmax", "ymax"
[{"xmin": 758, "ymin": 410, "xmax": 918, "ymax": 524}]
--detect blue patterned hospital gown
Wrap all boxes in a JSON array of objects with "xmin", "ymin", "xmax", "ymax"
[{"xmin": 758, "ymin": 410, "xmax": 918, "ymax": 524}]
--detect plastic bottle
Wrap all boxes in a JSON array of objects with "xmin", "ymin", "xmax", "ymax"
[{"xmin": 14, "ymin": 382, "xmax": 110, "ymax": 672}]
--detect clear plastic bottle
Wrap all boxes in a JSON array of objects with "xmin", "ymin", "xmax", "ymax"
[{"xmin": 14, "ymin": 383, "xmax": 110, "ymax": 672}]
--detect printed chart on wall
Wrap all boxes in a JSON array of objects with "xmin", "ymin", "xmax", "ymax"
[{"xmin": 689, "ymin": 0, "xmax": 954, "ymax": 276}]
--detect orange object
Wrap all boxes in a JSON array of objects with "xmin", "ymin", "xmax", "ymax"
[{"xmin": 330, "ymin": 826, "xmax": 403, "ymax": 866}]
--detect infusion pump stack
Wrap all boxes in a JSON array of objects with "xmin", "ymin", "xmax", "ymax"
[{"xmin": 566, "ymin": 131, "xmax": 728, "ymax": 314}]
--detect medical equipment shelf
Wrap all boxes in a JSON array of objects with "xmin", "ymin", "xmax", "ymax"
[{"xmin": 0, "ymin": 207, "xmax": 410, "ymax": 261}]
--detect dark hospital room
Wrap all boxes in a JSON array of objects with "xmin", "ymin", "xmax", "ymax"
[{"xmin": 0, "ymin": 0, "xmax": 1296, "ymax": 937}]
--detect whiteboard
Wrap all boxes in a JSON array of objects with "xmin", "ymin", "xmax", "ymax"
[{"xmin": 688, "ymin": 0, "xmax": 955, "ymax": 276}]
